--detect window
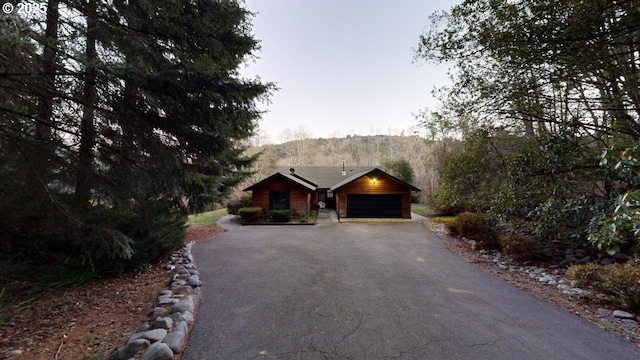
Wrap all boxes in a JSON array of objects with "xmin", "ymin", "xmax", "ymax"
[{"xmin": 269, "ymin": 190, "xmax": 290, "ymax": 210}]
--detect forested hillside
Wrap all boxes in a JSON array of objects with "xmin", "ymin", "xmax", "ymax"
[{"xmin": 231, "ymin": 134, "xmax": 450, "ymax": 204}]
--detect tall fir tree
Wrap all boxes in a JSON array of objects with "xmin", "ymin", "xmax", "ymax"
[{"xmin": 0, "ymin": 0, "xmax": 273, "ymax": 275}]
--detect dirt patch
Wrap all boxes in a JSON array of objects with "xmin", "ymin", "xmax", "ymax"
[
  {"xmin": 0, "ymin": 225, "xmax": 224, "ymax": 360},
  {"xmin": 185, "ymin": 225, "xmax": 225, "ymax": 243}
]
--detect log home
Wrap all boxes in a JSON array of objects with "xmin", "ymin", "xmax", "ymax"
[{"xmin": 244, "ymin": 166, "xmax": 420, "ymax": 219}]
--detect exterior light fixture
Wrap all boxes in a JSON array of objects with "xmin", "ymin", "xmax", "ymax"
[{"xmin": 372, "ymin": 177, "xmax": 377, "ymax": 184}]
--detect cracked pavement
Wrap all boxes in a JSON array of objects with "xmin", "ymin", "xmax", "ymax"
[{"xmin": 182, "ymin": 221, "xmax": 640, "ymax": 359}]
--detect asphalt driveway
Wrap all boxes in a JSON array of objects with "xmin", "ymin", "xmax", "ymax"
[{"xmin": 182, "ymin": 221, "xmax": 640, "ymax": 359}]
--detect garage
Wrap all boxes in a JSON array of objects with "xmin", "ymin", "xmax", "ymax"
[
  {"xmin": 246, "ymin": 167, "xmax": 420, "ymax": 220},
  {"xmin": 346, "ymin": 194, "xmax": 403, "ymax": 218},
  {"xmin": 332, "ymin": 168, "xmax": 421, "ymax": 219}
]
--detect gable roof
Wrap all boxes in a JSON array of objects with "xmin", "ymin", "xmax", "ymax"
[
  {"xmin": 243, "ymin": 172, "xmax": 316, "ymax": 192},
  {"xmin": 330, "ymin": 168, "xmax": 421, "ymax": 192},
  {"xmin": 274, "ymin": 166, "xmax": 379, "ymax": 188},
  {"xmin": 245, "ymin": 166, "xmax": 421, "ymax": 193}
]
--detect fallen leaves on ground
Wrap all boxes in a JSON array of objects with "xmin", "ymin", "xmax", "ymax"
[{"xmin": 0, "ymin": 225, "xmax": 224, "ymax": 360}]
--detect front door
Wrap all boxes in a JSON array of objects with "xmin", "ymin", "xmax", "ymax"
[{"xmin": 319, "ymin": 190, "xmax": 326, "ymax": 203}]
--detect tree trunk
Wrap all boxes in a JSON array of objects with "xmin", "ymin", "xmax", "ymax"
[
  {"xmin": 35, "ymin": 0, "xmax": 58, "ymax": 146},
  {"xmin": 522, "ymin": 116, "xmax": 534, "ymax": 138},
  {"xmin": 29, "ymin": 0, "xmax": 59, "ymax": 204},
  {"xmin": 74, "ymin": 0, "xmax": 98, "ymax": 207}
]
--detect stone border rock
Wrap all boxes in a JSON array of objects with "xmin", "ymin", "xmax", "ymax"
[
  {"xmin": 425, "ymin": 219, "xmax": 640, "ymax": 343},
  {"xmin": 473, "ymin": 244, "xmax": 640, "ymax": 332},
  {"xmin": 110, "ymin": 242, "xmax": 201, "ymax": 360}
]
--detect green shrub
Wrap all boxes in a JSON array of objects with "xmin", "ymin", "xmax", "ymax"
[
  {"xmin": 238, "ymin": 207, "xmax": 265, "ymax": 223},
  {"xmin": 446, "ymin": 212, "xmax": 498, "ymax": 249},
  {"xmin": 227, "ymin": 195, "xmax": 253, "ymax": 215},
  {"xmin": 498, "ymin": 234, "xmax": 547, "ymax": 261},
  {"xmin": 433, "ymin": 130, "xmax": 508, "ymax": 214},
  {"xmin": 270, "ymin": 209, "xmax": 293, "ymax": 222},
  {"xmin": 80, "ymin": 201, "xmax": 184, "ymax": 272},
  {"xmin": 569, "ymin": 262, "xmax": 640, "ymax": 313},
  {"xmin": 227, "ymin": 204, "xmax": 237, "ymax": 215},
  {"xmin": 445, "ymin": 219, "xmax": 459, "ymax": 236},
  {"xmin": 300, "ymin": 211, "xmax": 316, "ymax": 223},
  {"xmin": 567, "ymin": 263, "xmax": 603, "ymax": 284},
  {"xmin": 43, "ymin": 262, "xmax": 99, "ymax": 289},
  {"xmin": 436, "ymin": 204, "xmax": 471, "ymax": 217},
  {"xmin": 603, "ymin": 263, "xmax": 640, "ymax": 312}
]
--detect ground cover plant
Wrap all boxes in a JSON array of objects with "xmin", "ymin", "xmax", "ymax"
[{"xmin": 569, "ymin": 262, "xmax": 640, "ymax": 314}]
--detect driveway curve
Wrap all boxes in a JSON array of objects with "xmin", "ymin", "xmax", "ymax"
[{"xmin": 183, "ymin": 222, "xmax": 640, "ymax": 359}]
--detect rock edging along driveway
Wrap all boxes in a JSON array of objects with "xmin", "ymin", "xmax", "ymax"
[{"xmin": 110, "ymin": 242, "xmax": 201, "ymax": 360}]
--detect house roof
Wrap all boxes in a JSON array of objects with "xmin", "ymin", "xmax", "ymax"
[
  {"xmin": 245, "ymin": 166, "xmax": 421, "ymax": 193},
  {"xmin": 274, "ymin": 166, "xmax": 379, "ymax": 188},
  {"xmin": 330, "ymin": 168, "xmax": 421, "ymax": 192},
  {"xmin": 243, "ymin": 172, "xmax": 316, "ymax": 192}
]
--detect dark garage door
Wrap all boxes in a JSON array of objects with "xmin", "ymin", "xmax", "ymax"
[{"xmin": 346, "ymin": 194, "xmax": 403, "ymax": 218}]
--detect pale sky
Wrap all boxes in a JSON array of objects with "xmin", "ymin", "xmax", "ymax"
[{"xmin": 241, "ymin": 0, "xmax": 460, "ymax": 143}]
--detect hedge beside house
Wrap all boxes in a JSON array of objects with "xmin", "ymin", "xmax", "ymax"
[
  {"xmin": 270, "ymin": 209, "xmax": 293, "ymax": 222},
  {"xmin": 238, "ymin": 207, "xmax": 265, "ymax": 223}
]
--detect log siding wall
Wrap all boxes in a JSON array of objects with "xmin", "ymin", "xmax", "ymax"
[
  {"xmin": 250, "ymin": 177, "xmax": 312, "ymax": 215},
  {"xmin": 335, "ymin": 174, "xmax": 412, "ymax": 219}
]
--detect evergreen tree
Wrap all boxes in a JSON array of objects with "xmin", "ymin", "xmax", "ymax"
[
  {"xmin": 0, "ymin": 0, "xmax": 273, "ymax": 277},
  {"xmin": 383, "ymin": 158, "xmax": 415, "ymax": 184}
]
